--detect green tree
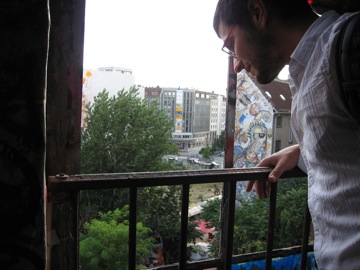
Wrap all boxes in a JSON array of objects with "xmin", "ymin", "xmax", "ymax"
[
  {"xmin": 233, "ymin": 200, "xmax": 269, "ymax": 253},
  {"xmin": 200, "ymin": 198, "xmax": 267, "ymax": 257},
  {"xmin": 199, "ymin": 197, "xmax": 221, "ymax": 230},
  {"xmin": 200, "ymin": 178, "xmax": 308, "ymax": 256},
  {"xmin": 199, "ymin": 146, "xmax": 213, "ymax": 160},
  {"xmin": 80, "ymin": 206, "xmax": 154, "ymax": 270},
  {"xmin": 275, "ymin": 178, "xmax": 308, "ymax": 248},
  {"xmin": 137, "ymin": 186, "xmax": 202, "ymax": 263},
  {"xmin": 212, "ymin": 130, "xmax": 225, "ymax": 151},
  {"xmin": 81, "ymin": 87, "xmax": 178, "ymax": 174},
  {"xmin": 79, "ymin": 87, "xmax": 178, "ymax": 230},
  {"xmin": 198, "ymin": 197, "xmax": 222, "ymax": 257},
  {"xmin": 79, "ymin": 87, "xmax": 200, "ymax": 265}
]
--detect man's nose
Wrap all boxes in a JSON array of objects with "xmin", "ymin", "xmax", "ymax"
[{"xmin": 233, "ymin": 57, "xmax": 243, "ymax": 73}]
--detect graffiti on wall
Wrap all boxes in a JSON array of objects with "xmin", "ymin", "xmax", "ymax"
[{"xmin": 234, "ymin": 71, "xmax": 274, "ymax": 203}]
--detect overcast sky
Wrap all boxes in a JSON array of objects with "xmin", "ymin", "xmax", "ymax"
[
  {"xmin": 83, "ymin": 0, "xmax": 230, "ymax": 95},
  {"xmin": 83, "ymin": 0, "xmax": 289, "ymax": 96}
]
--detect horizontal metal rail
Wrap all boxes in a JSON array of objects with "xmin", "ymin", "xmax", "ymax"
[
  {"xmin": 48, "ymin": 167, "xmax": 308, "ymax": 270},
  {"xmin": 47, "ymin": 167, "xmax": 306, "ymax": 191},
  {"xmin": 148, "ymin": 245, "xmax": 314, "ymax": 270}
]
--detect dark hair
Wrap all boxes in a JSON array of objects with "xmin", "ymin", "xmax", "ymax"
[
  {"xmin": 213, "ymin": 0, "xmax": 249, "ymax": 37},
  {"xmin": 213, "ymin": 0, "xmax": 313, "ymax": 36}
]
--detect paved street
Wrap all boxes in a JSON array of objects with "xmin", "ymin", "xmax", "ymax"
[{"xmin": 179, "ymin": 147, "xmax": 224, "ymax": 169}]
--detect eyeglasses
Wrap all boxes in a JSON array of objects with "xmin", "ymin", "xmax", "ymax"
[{"xmin": 221, "ymin": 25, "xmax": 237, "ymax": 58}]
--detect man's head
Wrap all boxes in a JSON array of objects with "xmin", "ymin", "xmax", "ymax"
[{"xmin": 214, "ymin": 0, "xmax": 315, "ymax": 84}]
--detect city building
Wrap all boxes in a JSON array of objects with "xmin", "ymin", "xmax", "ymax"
[
  {"xmin": 256, "ymin": 76, "xmax": 294, "ymax": 154},
  {"xmin": 82, "ymin": 66, "xmax": 144, "ymax": 127},
  {"xmin": 145, "ymin": 87, "xmax": 227, "ymax": 149},
  {"xmin": 82, "ymin": 67, "xmax": 140, "ymax": 102},
  {"xmin": 210, "ymin": 93, "xmax": 226, "ymax": 146}
]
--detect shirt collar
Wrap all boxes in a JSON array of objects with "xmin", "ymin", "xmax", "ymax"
[
  {"xmin": 291, "ymin": 10, "xmax": 339, "ymax": 67},
  {"xmin": 289, "ymin": 11, "xmax": 339, "ymax": 93}
]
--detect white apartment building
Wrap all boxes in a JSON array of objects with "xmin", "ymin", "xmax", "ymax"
[
  {"xmin": 209, "ymin": 93, "xmax": 226, "ymax": 146},
  {"xmin": 82, "ymin": 66, "xmax": 144, "ymax": 127},
  {"xmin": 82, "ymin": 66, "xmax": 143, "ymax": 104}
]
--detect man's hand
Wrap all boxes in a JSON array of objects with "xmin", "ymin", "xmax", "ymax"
[{"xmin": 246, "ymin": 144, "xmax": 301, "ymax": 199}]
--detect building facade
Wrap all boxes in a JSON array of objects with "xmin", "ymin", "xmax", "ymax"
[
  {"xmin": 210, "ymin": 93, "xmax": 226, "ymax": 146},
  {"xmin": 82, "ymin": 66, "xmax": 144, "ymax": 127},
  {"xmin": 82, "ymin": 66, "xmax": 140, "ymax": 103},
  {"xmin": 145, "ymin": 87, "xmax": 226, "ymax": 149}
]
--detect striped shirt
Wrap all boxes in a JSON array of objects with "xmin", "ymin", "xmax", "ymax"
[{"xmin": 290, "ymin": 10, "xmax": 360, "ymax": 269}]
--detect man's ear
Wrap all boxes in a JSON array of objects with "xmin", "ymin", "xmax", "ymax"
[{"xmin": 247, "ymin": 0, "xmax": 267, "ymax": 29}]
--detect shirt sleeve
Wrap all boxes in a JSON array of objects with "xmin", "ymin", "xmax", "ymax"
[{"xmin": 297, "ymin": 152, "xmax": 308, "ymax": 173}]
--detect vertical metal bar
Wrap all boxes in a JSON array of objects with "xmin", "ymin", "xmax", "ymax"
[
  {"xmin": 265, "ymin": 182, "xmax": 277, "ymax": 270},
  {"xmin": 223, "ymin": 182, "xmax": 237, "ymax": 270},
  {"xmin": 179, "ymin": 184, "xmax": 190, "ymax": 269},
  {"xmin": 300, "ymin": 203, "xmax": 311, "ymax": 270},
  {"xmin": 221, "ymin": 56, "xmax": 237, "ymax": 270},
  {"xmin": 129, "ymin": 187, "xmax": 137, "ymax": 270}
]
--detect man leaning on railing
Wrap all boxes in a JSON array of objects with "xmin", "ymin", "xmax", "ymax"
[{"xmin": 213, "ymin": 0, "xmax": 360, "ymax": 269}]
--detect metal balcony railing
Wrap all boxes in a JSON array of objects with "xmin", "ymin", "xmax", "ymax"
[{"xmin": 48, "ymin": 166, "xmax": 310, "ymax": 270}]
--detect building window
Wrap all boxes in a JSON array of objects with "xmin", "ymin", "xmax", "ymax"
[
  {"xmin": 276, "ymin": 116, "xmax": 282, "ymax": 128},
  {"xmin": 289, "ymin": 127, "xmax": 294, "ymax": 144},
  {"xmin": 275, "ymin": 140, "xmax": 281, "ymax": 152}
]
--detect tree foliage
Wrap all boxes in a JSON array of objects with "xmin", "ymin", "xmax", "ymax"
[
  {"xmin": 212, "ymin": 130, "xmax": 225, "ymax": 151},
  {"xmin": 81, "ymin": 87, "xmax": 178, "ymax": 174},
  {"xmin": 79, "ymin": 88, "xmax": 199, "ymax": 264},
  {"xmin": 199, "ymin": 197, "xmax": 221, "ymax": 230},
  {"xmin": 79, "ymin": 87, "xmax": 179, "ymax": 231},
  {"xmin": 137, "ymin": 186, "xmax": 202, "ymax": 263},
  {"xmin": 275, "ymin": 178, "xmax": 308, "ymax": 248},
  {"xmin": 199, "ymin": 146, "xmax": 213, "ymax": 160},
  {"xmin": 79, "ymin": 206, "xmax": 154, "ymax": 270},
  {"xmin": 200, "ymin": 178, "xmax": 308, "ymax": 256}
]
